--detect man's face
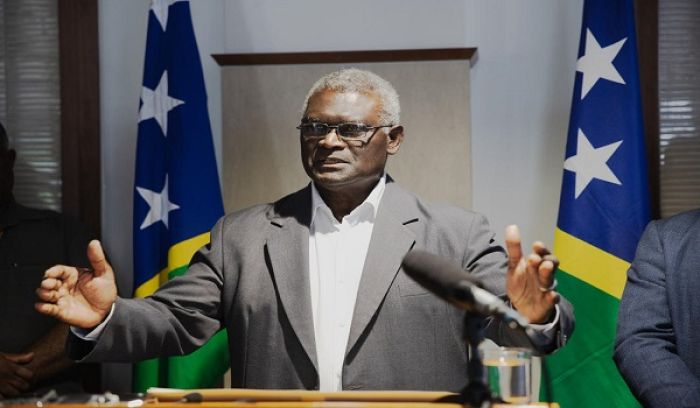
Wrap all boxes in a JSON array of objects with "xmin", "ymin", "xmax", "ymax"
[
  {"xmin": 300, "ymin": 89, "xmax": 402, "ymax": 193},
  {"xmin": 0, "ymin": 148, "xmax": 15, "ymax": 207}
]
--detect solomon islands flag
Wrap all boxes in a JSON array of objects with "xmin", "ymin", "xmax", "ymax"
[
  {"xmin": 542, "ymin": 0, "xmax": 650, "ymax": 406},
  {"xmin": 133, "ymin": 0, "xmax": 228, "ymax": 392}
]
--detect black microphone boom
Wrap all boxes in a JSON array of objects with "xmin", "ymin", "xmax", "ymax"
[{"xmin": 401, "ymin": 250, "xmax": 530, "ymax": 329}]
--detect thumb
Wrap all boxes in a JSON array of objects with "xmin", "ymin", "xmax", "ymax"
[
  {"xmin": 3, "ymin": 352, "xmax": 34, "ymax": 364},
  {"xmin": 87, "ymin": 240, "xmax": 110, "ymax": 277}
]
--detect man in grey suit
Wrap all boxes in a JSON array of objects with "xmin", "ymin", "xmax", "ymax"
[
  {"xmin": 36, "ymin": 69, "xmax": 573, "ymax": 391},
  {"xmin": 614, "ymin": 209, "xmax": 700, "ymax": 407}
]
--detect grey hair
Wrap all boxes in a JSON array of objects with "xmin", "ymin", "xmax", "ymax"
[
  {"xmin": 0, "ymin": 121, "xmax": 7, "ymax": 151},
  {"xmin": 301, "ymin": 68, "xmax": 400, "ymax": 125}
]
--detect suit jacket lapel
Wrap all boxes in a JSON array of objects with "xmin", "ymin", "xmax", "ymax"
[
  {"xmin": 345, "ymin": 181, "xmax": 417, "ymax": 355},
  {"xmin": 266, "ymin": 186, "xmax": 318, "ymax": 371}
]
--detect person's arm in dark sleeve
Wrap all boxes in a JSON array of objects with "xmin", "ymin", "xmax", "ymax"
[{"xmin": 614, "ymin": 221, "xmax": 700, "ymax": 407}]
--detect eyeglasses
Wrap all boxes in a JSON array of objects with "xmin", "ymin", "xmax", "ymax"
[{"xmin": 296, "ymin": 122, "xmax": 393, "ymax": 142}]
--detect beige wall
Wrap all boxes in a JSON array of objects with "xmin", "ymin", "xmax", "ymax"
[{"xmin": 221, "ymin": 60, "xmax": 472, "ymax": 212}]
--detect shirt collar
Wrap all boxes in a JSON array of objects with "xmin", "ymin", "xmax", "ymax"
[{"xmin": 311, "ymin": 173, "xmax": 387, "ymax": 225}]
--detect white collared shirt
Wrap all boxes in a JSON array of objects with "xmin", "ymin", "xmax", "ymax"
[{"xmin": 309, "ymin": 175, "xmax": 386, "ymax": 392}]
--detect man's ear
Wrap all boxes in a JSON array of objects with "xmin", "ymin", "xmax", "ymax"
[{"xmin": 386, "ymin": 125, "xmax": 404, "ymax": 155}]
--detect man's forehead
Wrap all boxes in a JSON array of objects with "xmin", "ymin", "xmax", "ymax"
[{"xmin": 305, "ymin": 89, "xmax": 381, "ymax": 118}]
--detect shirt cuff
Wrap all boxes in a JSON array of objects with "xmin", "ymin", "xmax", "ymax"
[
  {"xmin": 69, "ymin": 303, "xmax": 116, "ymax": 341},
  {"xmin": 525, "ymin": 304, "xmax": 561, "ymax": 347}
]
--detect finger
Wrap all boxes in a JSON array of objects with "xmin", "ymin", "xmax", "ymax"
[
  {"xmin": 35, "ymin": 302, "xmax": 62, "ymax": 318},
  {"xmin": 36, "ymin": 288, "xmax": 60, "ymax": 303},
  {"xmin": 43, "ymin": 264, "xmax": 75, "ymax": 280},
  {"xmin": 504, "ymin": 225, "xmax": 523, "ymax": 271},
  {"xmin": 40, "ymin": 277, "xmax": 62, "ymax": 290},
  {"xmin": 538, "ymin": 259, "xmax": 556, "ymax": 287},
  {"xmin": 527, "ymin": 253, "xmax": 543, "ymax": 267},
  {"xmin": 3, "ymin": 353, "xmax": 33, "ymax": 365},
  {"xmin": 527, "ymin": 253, "xmax": 543, "ymax": 276},
  {"xmin": 87, "ymin": 240, "xmax": 110, "ymax": 277},
  {"xmin": 532, "ymin": 241, "xmax": 551, "ymax": 257},
  {"xmin": 13, "ymin": 365, "xmax": 33, "ymax": 381},
  {"xmin": 544, "ymin": 254, "xmax": 559, "ymax": 271}
]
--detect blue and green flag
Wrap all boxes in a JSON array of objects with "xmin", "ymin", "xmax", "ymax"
[
  {"xmin": 543, "ymin": 0, "xmax": 650, "ymax": 406},
  {"xmin": 133, "ymin": 0, "xmax": 229, "ymax": 392}
]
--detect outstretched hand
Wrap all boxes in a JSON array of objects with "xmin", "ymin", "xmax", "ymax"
[
  {"xmin": 35, "ymin": 240, "xmax": 117, "ymax": 329},
  {"xmin": 505, "ymin": 225, "xmax": 560, "ymax": 324}
]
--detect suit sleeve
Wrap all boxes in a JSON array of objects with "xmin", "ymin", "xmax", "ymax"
[
  {"xmin": 68, "ymin": 217, "xmax": 229, "ymax": 362},
  {"xmin": 614, "ymin": 221, "xmax": 700, "ymax": 407},
  {"xmin": 463, "ymin": 213, "xmax": 574, "ymax": 354}
]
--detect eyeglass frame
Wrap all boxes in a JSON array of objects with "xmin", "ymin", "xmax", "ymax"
[{"xmin": 296, "ymin": 121, "xmax": 394, "ymax": 143}]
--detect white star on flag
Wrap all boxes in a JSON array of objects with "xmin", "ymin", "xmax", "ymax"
[
  {"xmin": 564, "ymin": 129, "xmax": 623, "ymax": 198},
  {"xmin": 577, "ymin": 29, "xmax": 627, "ymax": 99},
  {"xmin": 136, "ymin": 175, "xmax": 180, "ymax": 230},
  {"xmin": 151, "ymin": 0, "xmax": 187, "ymax": 31},
  {"xmin": 139, "ymin": 71, "xmax": 184, "ymax": 136}
]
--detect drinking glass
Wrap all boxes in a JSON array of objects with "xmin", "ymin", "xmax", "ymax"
[{"xmin": 480, "ymin": 346, "xmax": 532, "ymax": 404}]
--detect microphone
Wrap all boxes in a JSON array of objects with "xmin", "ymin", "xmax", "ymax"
[{"xmin": 401, "ymin": 250, "xmax": 530, "ymax": 329}]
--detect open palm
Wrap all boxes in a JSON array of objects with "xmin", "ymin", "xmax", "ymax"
[{"xmin": 36, "ymin": 240, "xmax": 117, "ymax": 329}]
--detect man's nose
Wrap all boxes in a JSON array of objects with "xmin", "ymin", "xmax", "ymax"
[{"xmin": 318, "ymin": 128, "xmax": 346, "ymax": 147}]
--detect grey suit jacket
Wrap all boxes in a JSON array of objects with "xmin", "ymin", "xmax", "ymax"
[
  {"xmin": 70, "ymin": 180, "xmax": 574, "ymax": 391},
  {"xmin": 614, "ymin": 209, "xmax": 700, "ymax": 407}
]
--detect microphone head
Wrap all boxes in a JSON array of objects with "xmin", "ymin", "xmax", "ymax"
[
  {"xmin": 402, "ymin": 250, "xmax": 531, "ymax": 329},
  {"xmin": 401, "ymin": 250, "xmax": 483, "ymax": 308}
]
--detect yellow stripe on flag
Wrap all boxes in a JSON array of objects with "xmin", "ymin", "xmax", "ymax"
[
  {"xmin": 134, "ymin": 268, "xmax": 169, "ymax": 298},
  {"xmin": 553, "ymin": 227, "xmax": 630, "ymax": 299},
  {"xmin": 168, "ymin": 232, "xmax": 211, "ymax": 270},
  {"xmin": 134, "ymin": 232, "xmax": 211, "ymax": 298}
]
